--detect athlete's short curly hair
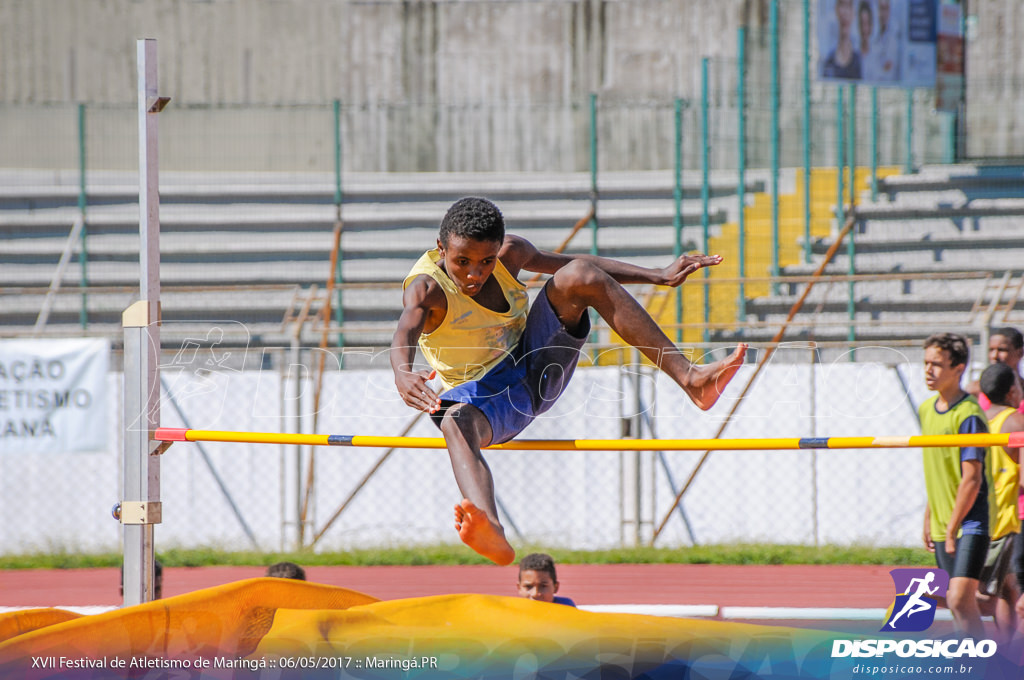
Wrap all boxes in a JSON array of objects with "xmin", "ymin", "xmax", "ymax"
[
  {"xmin": 924, "ymin": 332, "xmax": 969, "ymax": 367},
  {"xmin": 518, "ymin": 552, "xmax": 558, "ymax": 582},
  {"xmin": 438, "ymin": 197, "xmax": 505, "ymax": 246}
]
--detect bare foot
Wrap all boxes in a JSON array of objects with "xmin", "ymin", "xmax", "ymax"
[
  {"xmin": 684, "ymin": 343, "xmax": 748, "ymax": 411},
  {"xmin": 453, "ymin": 499, "xmax": 515, "ymax": 566}
]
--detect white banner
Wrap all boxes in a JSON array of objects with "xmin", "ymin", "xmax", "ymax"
[{"xmin": 0, "ymin": 338, "xmax": 110, "ymax": 454}]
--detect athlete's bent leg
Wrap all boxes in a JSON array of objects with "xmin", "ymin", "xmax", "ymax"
[
  {"xmin": 439, "ymin": 404, "xmax": 515, "ymax": 566},
  {"xmin": 545, "ymin": 259, "xmax": 746, "ymax": 410}
]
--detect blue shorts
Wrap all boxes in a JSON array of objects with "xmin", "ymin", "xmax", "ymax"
[{"xmin": 430, "ymin": 283, "xmax": 590, "ymax": 445}]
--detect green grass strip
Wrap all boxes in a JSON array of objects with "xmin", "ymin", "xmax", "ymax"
[{"xmin": 0, "ymin": 544, "xmax": 933, "ymax": 570}]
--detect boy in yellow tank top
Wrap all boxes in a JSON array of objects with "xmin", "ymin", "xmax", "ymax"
[
  {"xmin": 919, "ymin": 333, "xmax": 991, "ymax": 640},
  {"xmin": 390, "ymin": 197, "xmax": 747, "ymax": 565},
  {"xmin": 979, "ymin": 361, "xmax": 1024, "ymax": 642}
]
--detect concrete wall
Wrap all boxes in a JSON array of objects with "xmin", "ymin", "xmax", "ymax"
[
  {"xmin": 0, "ymin": 0, "xmax": 1017, "ymax": 171},
  {"xmin": 0, "ymin": 0, "xmax": 751, "ymax": 106}
]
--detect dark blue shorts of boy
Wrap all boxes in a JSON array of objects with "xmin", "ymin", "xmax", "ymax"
[{"xmin": 429, "ymin": 282, "xmax": 590, "ymax": 445}]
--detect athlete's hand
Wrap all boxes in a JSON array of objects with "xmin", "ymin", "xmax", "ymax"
[
  {"xmin": 396, "ymin": 369, "xmax": 441, "ymax": 413},
  {"xmin": 944, "ymin": 531, "xmax": 957, "ymax": 556},
  {"xmin": 923, "ymin": 529, "xmax": 934, "ymax": 553},
  {"xmin": 660, "ymin": 253, "xmax": 723, "ymax": 287}
]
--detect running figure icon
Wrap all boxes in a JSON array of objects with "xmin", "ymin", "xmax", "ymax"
[{"xmin": 888, "ymin": 572, "xmax": 940, "ymax": 629}]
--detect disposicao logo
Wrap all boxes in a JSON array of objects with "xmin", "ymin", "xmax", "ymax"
[
  {"xmin": 830, "ymin": 567, "xmax": 998, "ymax": 660},
  {"xmin": 881, "ymin": 568, "xmax": 948, "ymax": 632}
]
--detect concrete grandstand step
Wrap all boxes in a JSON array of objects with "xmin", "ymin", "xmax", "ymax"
[
  {"xmin": 854, "ymin": 197, "xmax": 1024, "ymax": 218},
  {"xmin": 728, "ymin": 309, "xmax": 980, "ymax": 339},
  {"xmin": 809, "ymin": 234, "xmax": 1024, "ymax": 259},
  {"xmin": 761, "ymin": 275, "xmax": 988, "ymax": 304},
  {"xmin": 1, "ymin": 168, "xmax": 753, "ymax": 350},
  {"xmin": 3, "ymin": 250, "xmax": 692, "ymax": 289},
  {"xmin": 788, "ymin": 245, "xmax": 1024, "ymax": 272},
  {"xmin": 5, "ymin": 320, "xmax": 387, "ymax": 350},
  {"xmin": 1, "ymin": 224, "xmax": 704, "ymax": 267},
  {"xmin": 0, "ymin": 198, "xmax": 725, "ymax": 238},
  {"xmin": 5, "ymin": 286, "xmax": 301, "ymax": 315},
  {"xmin": 715, "ymin": 323, "xmax": 975, "ymax": 354},
  {"xmin": 877, "ymin": 165, "xmax": 1024, "ymax": 201},
  {"xmin": 818, "ymin": 215, "xmax": 1024, "ymax": 243},
  {"xmin": 0, "ymin": 169, "xmax": 764, "ymax": 209}
]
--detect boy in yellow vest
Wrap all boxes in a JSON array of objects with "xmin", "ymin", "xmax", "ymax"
[
  {"xmin": 979, "ymin": 361, "xmax": 1024, "ymax": 641},
  {"xmin": 919, "ymin": 332, "xmax": 993, "ymax": 639},
  {"xmin": 391, "ymin": 197, "xmax": 747, "ymax": 564}
]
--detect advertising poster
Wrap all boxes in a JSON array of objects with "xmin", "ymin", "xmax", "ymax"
[
  {"xmin": 935, "ymin": 2, "xmax": 965, "ymax": 112},
  {"xmin": 818, "ymin": 0, "xmax": 939, "ymax": 87}
]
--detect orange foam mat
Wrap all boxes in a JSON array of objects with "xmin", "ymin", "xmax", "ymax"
[
  {"xmin": 0, "ymin": 578, "xmax": 377, "ymax": 673},
  {"xmin": 0, "ymin": 608, "xmax": 82, "ymax": 644}
]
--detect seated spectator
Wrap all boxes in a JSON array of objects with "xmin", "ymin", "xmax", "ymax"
[{"xmin": 265, "ymin": 561, "xmax": 306, "ymax": 581}]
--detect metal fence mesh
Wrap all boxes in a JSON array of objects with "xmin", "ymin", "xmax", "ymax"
[{"xmin": 0, "ymin": 339, "xmax": 943, "ymax": 555}]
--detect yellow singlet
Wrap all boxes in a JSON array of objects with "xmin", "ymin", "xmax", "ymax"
[
  {"xmin": 988, "ymin": 407, "xmax": 1022, "ymax": 539},
  {"xmin": 403, "ymin": 249, "xmax": 529, "ymax": 392}
]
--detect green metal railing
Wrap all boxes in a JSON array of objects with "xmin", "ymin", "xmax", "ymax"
[
  {"xmin": 77, "ymin": 103, "xmax": 88, "ymax": 329},
  {"xmin": 700, "ymin": 58, "xmax": 711, "ymax": 346},
  {"xmin": 672, "ymin": 97, "xmax": 685, "ymax": 344}
]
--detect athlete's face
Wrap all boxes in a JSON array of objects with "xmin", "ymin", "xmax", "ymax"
[
  {"xmin": 437, "ymin": 235, "xmax": 501, "ymax": 297},
  {"xmin": 923, "ymin": 346, "xmax": 964, "ymax": 394},
  {"xmin": 988, "ymin": 334, "xmax": 1024, "ymax": 370},
  {"xmin": 517, "ymin": 569, "xmax": 558, "ymax": 603}
]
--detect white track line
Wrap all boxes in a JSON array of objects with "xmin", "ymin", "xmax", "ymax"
[{"xmin": 1, "ymin": 604, "xmax": 957, "ymax": 623}]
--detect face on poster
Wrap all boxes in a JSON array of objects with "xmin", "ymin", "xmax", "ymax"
[{"xmin": 817, "ymin": 0, "xmax": 938, "ymax": 88}]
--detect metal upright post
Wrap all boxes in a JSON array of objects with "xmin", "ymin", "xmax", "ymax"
[{"xmin": 121, "ymin": 38, "xmax": 169, "ymax": 607}]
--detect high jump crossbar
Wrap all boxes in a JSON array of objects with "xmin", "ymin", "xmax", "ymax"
[{"xmin": 154, "ymin": 428, "xmax": 1024, "ymax": 452}]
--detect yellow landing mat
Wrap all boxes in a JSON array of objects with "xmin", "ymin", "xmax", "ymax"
[{"xmin": 0, "ymin": 578, "xmax": 1017, "ymax": 679}]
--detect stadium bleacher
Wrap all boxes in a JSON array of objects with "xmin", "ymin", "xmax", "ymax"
[
  {"xmin": 0, "ymin": 170, "xmax": 750, "ymax": 352},
  {"xmin": 5, "ymin": 164, "xmax": 1024, "ymax": 359}
]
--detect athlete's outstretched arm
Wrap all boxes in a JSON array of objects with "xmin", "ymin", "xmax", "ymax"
[
  {"xmin": 499, "ymin": 234, "xmax": 721, "ymax": 286},
  {"xmin": 390, "ymin": 276, "xmax": 444, "ymax": 413}
]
